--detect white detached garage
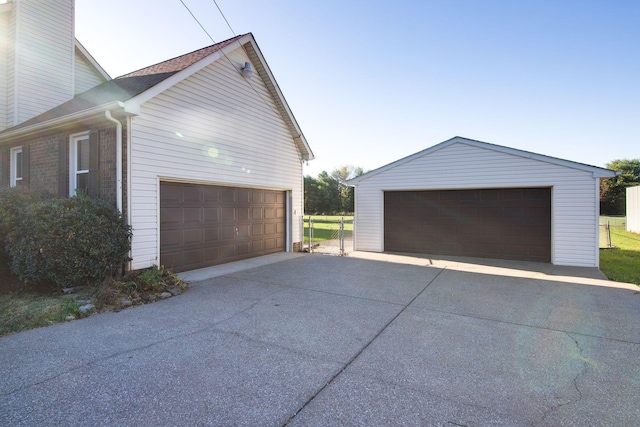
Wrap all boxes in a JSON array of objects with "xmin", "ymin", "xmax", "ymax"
[{"xmin": 348, "ymin": 137, "xmax": 616, "ymax": 267}]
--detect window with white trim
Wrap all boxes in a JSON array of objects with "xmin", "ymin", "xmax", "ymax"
[
  {"xmin": 10, "ymin": 146, "xmax": 23, "ymax": 187},
  {"xmin": 69, "ymin": 132, "xmax": 91, "ymax": 195}
]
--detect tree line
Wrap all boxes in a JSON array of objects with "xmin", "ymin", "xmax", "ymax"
[
  {"xmin": 600, "ymin": 158, "xmax": 640, "ymax": 216},
  {"xmin": 304, "ymin": 165, "xmax": 364, "ymax": 215}
]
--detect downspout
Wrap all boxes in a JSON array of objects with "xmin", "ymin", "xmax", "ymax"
[{"xmin": 104, "ymin": 110, "xmax": 122, "ymax": 213}]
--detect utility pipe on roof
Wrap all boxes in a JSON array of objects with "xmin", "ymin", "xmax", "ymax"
[{"xmin": 104, "ymin": 110, "xmax": 123, "ymax": 213}]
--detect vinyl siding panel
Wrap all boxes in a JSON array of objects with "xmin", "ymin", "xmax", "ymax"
[
  {"xmin": 129, "ymin": 47, "xmax": 303, "ymax": 270},
  {"xmin": 0, "ymin": 8, "xmax": 9, "ymax": 130},
  {"xmin": 627, "ymin": 186, "xmax": 640, "ymax": 234},
  {"xmin": 353, "ymin": 142, "xmax": 600, "ymax": 267},
  {"xmin": 5, "ymin": 5, "xmax": 16, "ymax": 128},
  {"xmin": 13, "ymin": 0, "xmax": 74, "ymax": 125},
  {"xmin": 74, "ymin": 49, "xmax": 107, "ymax": 94}
]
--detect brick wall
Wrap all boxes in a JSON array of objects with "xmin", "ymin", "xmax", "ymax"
[
  {"xmin": 29, "ymin": 132, "xmax": 65, "ymax": 195},
  {"xmin": 0, "ymin": 120, "xmax": 126, "ymax": 211}
]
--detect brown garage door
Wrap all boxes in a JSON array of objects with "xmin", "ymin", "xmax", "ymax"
[
  {"xmin": 384, "ymin": 188, "xmax": 551, "ymax": 262},
  {"xmin": 160, "ymin": 182, "xmax": 286, "ymax": 272}
]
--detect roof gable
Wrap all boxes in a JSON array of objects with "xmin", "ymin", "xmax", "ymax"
[
  {"xmin": 348, "ymin": 136, "xmax": 616, "ymax": 184},
  {"xmin": 1, "ymin": 33, "xmax": 313, "ymax": 160}
]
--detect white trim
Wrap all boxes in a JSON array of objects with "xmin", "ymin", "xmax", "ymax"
[
  {"xmin": 75, "ymin": 39, "xmax": 111, "ymax": 81},
  {"xmin": 69, "ymin": 131, "xmax": 90, "ymax": 196},
  {"xmin": 157, "ymin": 176, "xmax": 290, "ymax": 192},
  {"xmin": 594, "ymin": 178, "xmax": 600, "ymax": 267},
  {"xmin": 286, "ymin": 190, "xmax": 292, "ymax": 253},
  {"xmin": 348, "ymin": 137, "xmax": 617, "ymax": 184},
  {"xmin": 156, "ymin": 176, "xmax": 161, "ymax": 267},
  {"xmin": 9, "ymin": 145, "xmax": 22, "ymax": 187},
  {"xmin": 550, "ymin": 186, "xmax": 556, "ymax": 265}
]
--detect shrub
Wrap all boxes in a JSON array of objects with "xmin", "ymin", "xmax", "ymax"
[
  {"xmin": 0, "ymin": 187, "xmax": 41, "ymax": 268},
  {"xmin": 7, "ymin": 193, "xmax": 132, "ymax": 290}
]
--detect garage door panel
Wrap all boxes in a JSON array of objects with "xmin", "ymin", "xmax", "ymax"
[
  {"xmin": 238, "ymin": 208, "xmax": 250, "ymax": 221},
  {"xmin": 160, "ymin": 207, "xmax": 182, "ymax": 226},
  {"xmin": 385, "ymin": 188, "xmax": 550, "ymax": 262},
  {"xmin": 161, "ymin": 230, "xmax": 181, "ymax": 248},
  {"xmin": 221, "ymin": 226, "xmax": 235, "ymax": 240},
  {"xmin": 221, "ymin": 207, "xmax": 235, "ymax": 221},
  {"xmin": 203, "ymin": 208, "xmax": 219, "ymax": 222},
  {"xmin": 160, "ymin": 183, "xmax": 286, "ymax": 272},
  {"xmin": 183, "ymin": 229, "xmax": 203, "ymax": 245},
  {"xmin": 237, "ymin": 224, "xmax": 250, "ymax": 237},
  {"xmin": 237, "ymin": 242, "xmax": 250, "ymax": 255},
  {"xmin": 203, "ymin": 187, "xmax": 221, "ymax": 203},
  {"xmin": 183, "ymin": 249, "xmax": 203, "ymax": 267},
  {"xmin": 204, "ymin": 227, "xmax": 220, "ymax": 242},
  {"xmin": 183, "ymin": 208, "xmax": 202, "ymax": 225}
]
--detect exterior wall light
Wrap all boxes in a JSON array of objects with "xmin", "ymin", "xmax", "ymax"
[{"xmin": 240, "ymin": 62, "xmax": 253, "ymax": 79}]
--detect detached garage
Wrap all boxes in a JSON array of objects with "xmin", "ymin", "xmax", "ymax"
[{"xmin": 348, "ymin": 137, "xmax": 617, "ymax": 267}]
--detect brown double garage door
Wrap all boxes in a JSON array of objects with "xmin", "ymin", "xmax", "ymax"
[
  {"xmin": 160, "ymin": 182, "xmax": 286, "ymax": 273},
  {"xmin": 384, "ymin": 188, "xmax": 551, "ymax": 262}
]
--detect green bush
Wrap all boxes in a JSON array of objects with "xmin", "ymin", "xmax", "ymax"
[
  {"xmin": 7, "ymin": 193, "xmax": 132, "ymax": 290},
  {"xmin": 0, "ymin": 187, "xmax": 41, "ymax": 267}
]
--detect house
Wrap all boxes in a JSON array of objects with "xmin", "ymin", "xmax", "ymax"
[
  {"xmin": 627, "ymin": 186, "xmax": 640, "ymax": 234},
  {"xmin": 348, "ymin": 137, "xmax": 616, "ymax": 267},
  {"xmin": 0, "ymin": 0, "xmax": 313, "ymax": 273}
]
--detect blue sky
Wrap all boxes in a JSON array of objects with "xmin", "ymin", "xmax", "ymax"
[{"xmin": 75, "ymin": 0, "xmax": 639, "ymax": 177}]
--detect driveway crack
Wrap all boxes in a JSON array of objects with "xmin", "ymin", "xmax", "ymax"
[
  {"xmin": 282, "ymin": 267, "xmax": 447, "ymax": 426},
  {"xmin": 533, "ymin": 332, "xmax": 586, "ymax": 426}
]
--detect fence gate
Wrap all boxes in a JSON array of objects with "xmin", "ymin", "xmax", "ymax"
[{"xmin": 304, "ymin": 216, "xmax": 353, "ymax": 256}]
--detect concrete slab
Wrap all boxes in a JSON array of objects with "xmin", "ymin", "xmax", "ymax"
[
  {"xmin": 1, "ymin": 253, "xmax": 638, "ymax": 426},
  {"xmin": 178, "ymin": 252, "xmax": 305, "ymax": 282}
]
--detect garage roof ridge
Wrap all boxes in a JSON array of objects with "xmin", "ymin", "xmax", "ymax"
[{"xmin": 347, "ymin": 136, "xmax": 616, "ymax": 185}]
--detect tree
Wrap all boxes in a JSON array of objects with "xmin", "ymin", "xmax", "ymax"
[
  {"xmin": 304, "ymin": 165, "xmax": 365, "ymax": 214},
  {"xmin": 600, "ymin": 159, "xmax": 640, "ymax": 216},
  {"xmin": 330, "ymin": 165, "xmax": 364, "ymax": 213}
]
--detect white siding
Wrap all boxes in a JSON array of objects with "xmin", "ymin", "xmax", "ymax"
[
  {"xmin": 0, "ymin": 7, "xmax": 9, "ymax": 130},
  {"xmin": 11, "ymin": 0, "xmax": 74, "ymax": 125},
  {"xmin": 627, "ymin": 186, "xmax": 640, "ymax": 234},
  {"xmin": 74, "ymin": 48, "xmax": 107, "ymax": 94},
  {"xmin": 129, "ymin": 47, "xmax": 304, "ymax": 270},
  {"xmin": 353, "ymin": 142, "xmax": 601, "ymax": 267}
]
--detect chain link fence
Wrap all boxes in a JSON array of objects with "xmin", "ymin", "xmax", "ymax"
[
  {"xmin": 600, "ymin": 216, "xmax": 625, "ymax": 249},
  {"xmin": 304, "ymin": 216, "xmax": 353, "ymax": 256}
]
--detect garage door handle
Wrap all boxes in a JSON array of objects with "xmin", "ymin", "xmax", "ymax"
[{"xmin": 235, "ymin": 227, "xmax": 238, "ymax": 236}]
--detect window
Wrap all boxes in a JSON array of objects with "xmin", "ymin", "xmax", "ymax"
[
  {"xmin": 69, "ymin": 131, "xmax": 98, "ymax": 196},
  {"xmin": 10, "ymin": 146, "xmax": 22, "ymax": 187}
]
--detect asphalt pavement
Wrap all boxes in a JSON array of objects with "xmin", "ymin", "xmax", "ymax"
[{"xmin": 1, "ymin": 252, "xmax": 639, "ymax": 426}]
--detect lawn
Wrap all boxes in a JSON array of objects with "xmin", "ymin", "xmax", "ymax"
[
  {"xmin": 303, "ymin": 215, "xmax": 353, "ymax": 244},
  {"xmin": 0, "ymin": 265, "xmax": 187, "ymax": 337},
  {"xmin": 600, "ymin": 228, "xmax": 640, "ymax": 286}
]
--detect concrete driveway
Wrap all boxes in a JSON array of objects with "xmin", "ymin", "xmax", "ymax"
[{"xmin": 1, "ymin": 253, "xmax": 639, "ymax": 426}]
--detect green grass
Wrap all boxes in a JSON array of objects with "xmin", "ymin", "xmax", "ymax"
[
  {"xmin": 303, "ymin": 215, "xmax": 353, "ymax": 244},
  {"xmin": 600, "ymin": 228, "xmax": 640, "ymax": 286},
  {"xmin": 0, "ymin": 294, "xmax": 81, "ymax": 337}
]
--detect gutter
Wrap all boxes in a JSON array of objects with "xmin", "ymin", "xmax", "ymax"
[
  {"xmin": 104, "ymin": 110, "xmax": 123, "ymax": 214},
  {"xmin": 0, "ymin": 101, "xmax": 126, "ymax": 143}
]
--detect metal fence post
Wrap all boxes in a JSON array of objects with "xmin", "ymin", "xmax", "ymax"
[{"xmin": 340, "ymin": 216, "xmax": 345, "ymax": 256}]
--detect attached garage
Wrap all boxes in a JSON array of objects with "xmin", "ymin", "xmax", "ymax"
[
  {"xmin": 160, "ymin": 182, "xmax": 287, "ymax": 273},
  {"xmin": 348, "ymin": 137, "xmax": 617, "ymax": 267}
]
